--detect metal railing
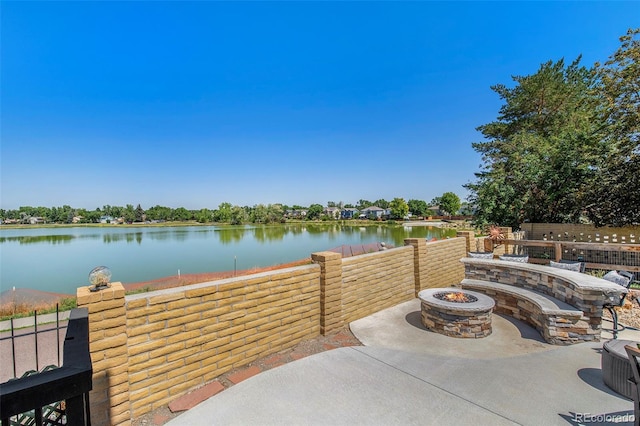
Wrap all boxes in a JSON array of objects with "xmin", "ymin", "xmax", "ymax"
[
  {"xmin": 0, "ymin": 306, "xmax": 68, "ymax": 381},
  {"xmin": 1, "ymin": 308, "xmax": 92, "ymax": 426},
  {"xmin": 501, "ymin": 239, "xmax": 640, "ymax": 281}
]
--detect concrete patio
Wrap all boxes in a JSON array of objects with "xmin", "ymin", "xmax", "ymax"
[{"xmin": 166, "ymin": 299, "xmax": 640, "ymax": 426}]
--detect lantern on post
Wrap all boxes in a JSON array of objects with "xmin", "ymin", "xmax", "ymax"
[{"xmin": 89, "ymin": 266, "xmax": 112, "ymax": 292}]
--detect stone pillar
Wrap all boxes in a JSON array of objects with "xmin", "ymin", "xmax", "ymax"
[
  {"xmin": 311, "ymin": 251, "xmax": 343, "ymax": 335},
  {"xmin": 499, "ymin": 227, "xmax": 514, "ymax": 256},
  {"xmin": 405, "ymin": 238, "xmax": 427, "ymax": 296},
  {"xmin": 76, "ymin": 283, "xmax": 130, "ymax": 426},
  {"xmin": 456, "ymin": 231, "xmax": 475, "ymax": 254}
]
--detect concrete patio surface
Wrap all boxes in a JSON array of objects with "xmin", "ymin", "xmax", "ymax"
[{"xmin": 166, "ymin": 299, "xmax": 640, "ymax": 426}]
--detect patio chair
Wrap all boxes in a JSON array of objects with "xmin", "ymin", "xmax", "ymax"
[
  {"xmin": 624, "ymin": 344, "xmax": 640, "ymax": 426},
  {"xmin": 603, "ymin": 270, "xmax": 634, "ymax": 339}
]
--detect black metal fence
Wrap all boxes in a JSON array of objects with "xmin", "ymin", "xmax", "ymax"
[
  {"xmin": 1, "ymin": 308, "xmax": 92, "ymax": 426},
  {"xmin": 0, "ymin": 306, "xmax": 68, "ymax": 381}
]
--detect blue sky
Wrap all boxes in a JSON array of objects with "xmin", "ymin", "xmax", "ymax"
[{"xmin": 1, "ymin": 1, "xmax": 638, "ymax": 211}]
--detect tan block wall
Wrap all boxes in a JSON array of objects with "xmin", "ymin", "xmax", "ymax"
[
  {"xmin": 78, "ymin": 239, "xmax": 471, "ymax": 424},
  {"xmin": 77, "ymin": 283, "xmax": 131, "ymax": 426},
  {"xmin": 125, "ymin": 265, "xmax": 320, "ymax": 418},
  {"xmin": 421, "ymin": 238, "xmax": 466, "ymax": 289},
  {"xmin": 311, "ymin": 251, "xmax": 344, "ymax": 335},
  {"xmin": 341, "ymin": 246, "xmax": 415, "ymax": 323}
]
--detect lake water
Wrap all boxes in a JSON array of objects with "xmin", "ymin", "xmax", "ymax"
[{"xmin": 0, "ymin": 224, "xmax": 455, "ymax": 295}]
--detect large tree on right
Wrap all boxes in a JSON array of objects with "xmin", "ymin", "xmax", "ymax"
[
  {"xmin": 466, "ymin": 29, "xmax": 639, "ymax": 228},
  {"xmin": 584, "ymin": 29, "xmax": 640, "ymax": 227},
  {"xmin": 466, "ymin": 57, "xmax": 602, "ymax": 228}
]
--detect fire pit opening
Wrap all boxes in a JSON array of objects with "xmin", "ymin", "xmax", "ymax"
[
  {"xmin": 434, "ymin": 291, "xmax": 478, "ymax": 304},
  {"xmin": 418, "ymin": 287, "xmax": 495, "ymax": 338}
]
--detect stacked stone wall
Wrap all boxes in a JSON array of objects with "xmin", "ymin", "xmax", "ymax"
[{"xmin": 461, "ymin": 259, "xmax": 627, "ymax": 342}]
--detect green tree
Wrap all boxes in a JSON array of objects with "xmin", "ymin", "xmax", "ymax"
[
  {"xmin": 373, "ymin": 199, "xmax": 389, "ymax": 209},
  {"xmin": 250, "ymin": 204, "xmax": 268, "ymax": 223},
  {"xmin": 389, "ymin": 197, "xmax": 409, "ymax": 219},
  {"xmin": 146, "ymin": 205, "xmax": 172, "ymax": 221},
  {"xmin": 439, "ymin": 192, "xmax": 461, "ymax": 217},
  {"xmin": 585, "ymin": 28, "xmax": 640, "ymax": 226},
  {"xmin": 407, "ymin": 199, "xmax": 428, "ymax": 217},
  {"xmin": 465, "ymin": 57, "xmax": 602, "ymax": 228},
  {"xmin": 172, "ymin": 207, "xmax": 192, "ymax": 221},
  {"xmin": 459, "ymin": 202, "xmax": 475, "ymax": 216},
  {"xmin": 213, "ymin": 202, "xmax": 232, "ymax": 223},
  {"xmin": 135, "ymin": 204, "xmax": 145, "ymax": 222},
  {"xmin": 306, "ymin": 204, "xmax": 323, "ymax": 220},
  {"xmin": 123, "ymin": 204, "xmax": 136, "ymax": 223},
  {"xmin": 356, "ymin": 199, "xmax": 372, "ymax": 210},
  {"xmin": 266, "ymin": 204, "xmax": 284, "ymax": 223},
  {"xmin": 196, "ymin": 208, "xmax": 213, "ymax": 223},
  {"xmin": 230, "ymin": 205, "xmax": 247, "ymax": 225}
]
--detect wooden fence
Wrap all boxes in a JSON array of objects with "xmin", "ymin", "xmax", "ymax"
[{"xmin": 501, "ymin": 239, "xmax": 640, "ymax": 277}]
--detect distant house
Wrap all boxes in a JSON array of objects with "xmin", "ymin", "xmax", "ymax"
[
  {"xmin": 99, "ymin": 215, "xmax": 114, "ymax": 224},
  {"xmin": 360, "ymin": 206, "xmax": 385, "ymax": 219},
  {"xmin": 29, "ymin": 217, "xmax": 45, "ymax": 225},
  {"xmin": 340, "ymin": 208, "xmax": 358, "ymax": 219},
  {"xmin": 324, "ymin": 207, "xmax": 341, "ymax": 219},
  {"xmin": 428, "ymin": 205, "xmax": 443, "ymax": 216},
  {"xmin": 286, "ymin": 209, "xmax": 307, "ymax": 219}
]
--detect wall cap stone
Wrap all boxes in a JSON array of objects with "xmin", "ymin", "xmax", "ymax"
[
  {"xmin": 125, "ymin": 264, "xmax": 319, "ymax": 302},
  {"xmin": 460, "ymin": 258, "xmax": 628, "ymax": 294}
]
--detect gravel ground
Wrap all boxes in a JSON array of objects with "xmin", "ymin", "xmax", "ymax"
[{"xmin": 605, "ymin": 289, "xmax": 640, "ymax": 330}]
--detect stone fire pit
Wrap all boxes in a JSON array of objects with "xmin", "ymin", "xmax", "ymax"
[{"xmin": 418, "ymin": 287, "xmax": 495, "ymax": 338}]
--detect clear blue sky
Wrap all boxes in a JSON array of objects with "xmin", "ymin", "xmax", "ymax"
[{"xmin": 1, "ymin": 1, "xmax": 637, "ymax": 211}]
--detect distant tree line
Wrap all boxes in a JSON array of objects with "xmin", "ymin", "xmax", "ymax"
[
  {"xmin": 0, "ymin": 193, "xmax": 469, "ymax": 225},
  {"xmin": 467, "ymin": 29, "xmax": 639, "ymax": 229}
]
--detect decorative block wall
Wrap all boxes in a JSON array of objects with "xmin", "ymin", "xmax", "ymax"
[
  {"xmin": 341, "ymin": 246, "xmax": 415, "ymax": 324},
  {"xmin": 76, "ymin": 283, "xmax": 131, "ymax": 426},
  {"xmin": 77, "ymin": 236, "xmax": 470, "ymax": 424},
  {"xmin": 421, "ymin": 238, "xmax": 466, "ymax": 289}
]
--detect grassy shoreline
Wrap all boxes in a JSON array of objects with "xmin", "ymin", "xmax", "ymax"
[{"xmin": 0, "ymin": 218, "xmax": 471, "ymax": 230}]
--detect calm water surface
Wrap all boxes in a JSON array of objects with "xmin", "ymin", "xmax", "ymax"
[{"xmin": 0, "ymin": 224, "xmax": 455, "ymax": 295}]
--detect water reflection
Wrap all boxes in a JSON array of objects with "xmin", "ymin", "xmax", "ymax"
[
  {"xmin": 0, "ymin": 224, "xmax": 456, "ymax": 247},
  {"xmin": 0, "ymin": 234, "xmax": 76, "ymax": 244},
  {"xmin": 217, "ymin": 227, "xmax": 248, "ymax": 244},
  {"xmin": 0, "ymin": 223, "xmax": 457, "ymax": 294}
]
